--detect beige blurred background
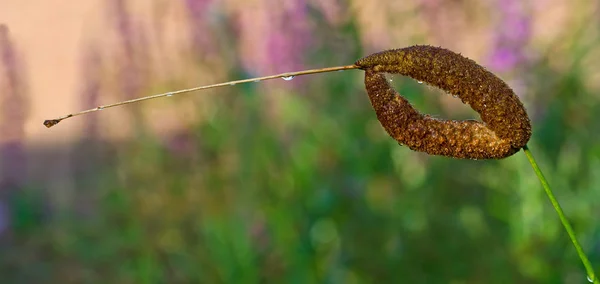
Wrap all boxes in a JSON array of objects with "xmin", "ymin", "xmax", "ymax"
[
  {"xmin": 0, "ymin": 0, "xmax": 205, "ymax": 144},
  {"xmin": 0, "ymin": 0, "xmax": 589, "ymax": 144}
]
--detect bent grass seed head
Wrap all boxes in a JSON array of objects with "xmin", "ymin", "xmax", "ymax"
[
  {"xmin": 45, "ymin": 45, "xmax": 532, "ymax": 160},
  {"xmin": 42, "ymin": 45, "xmax": 598, "ymax": 281}
]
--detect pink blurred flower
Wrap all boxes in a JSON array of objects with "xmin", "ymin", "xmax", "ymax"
[
  {"xmin": 109, "ymin": 0, "xmax": 147, "ymax": 100},
  {"xmin": 488, "ymin": 0, "xmax": 531, "ymax": 72},
  {"xmin": 0, "ymin": 24, "xmax": 28, "ymax": 185},
  {"xmin": 79, "ymin": 45, "xmax": 102, "ymax": 138},
  {"xmin": 0, "ymin": 24, "xmax": 30, "ymax": 234},
  {"xmin": 183, "ymin": 0, "xmax": 216, "ymax": 55},
  {"xmin": 234, "ymin": 0, "xmax": 311, "ymax": 77}
]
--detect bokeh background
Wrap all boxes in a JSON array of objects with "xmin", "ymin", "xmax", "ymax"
[{"xmin": 1, "ymin": 0, "xmax": 599, "ymax": 283}]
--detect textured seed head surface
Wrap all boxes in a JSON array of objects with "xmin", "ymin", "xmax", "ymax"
[{"xmin": 356, "ymin": 45, "xmax": 531, "ymax": 159}]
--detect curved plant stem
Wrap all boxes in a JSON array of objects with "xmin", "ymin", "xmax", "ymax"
[{"xmin": 523, "ymin": 145, "xmax": 598, "ymax": 283}]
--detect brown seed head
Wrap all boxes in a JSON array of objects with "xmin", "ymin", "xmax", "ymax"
[{"xmin": 355, "ymin": 45, "xmax": 532, "ymax": 159}]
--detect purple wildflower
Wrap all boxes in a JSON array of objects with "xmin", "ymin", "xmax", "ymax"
[
  {"xmin": 164, "ymin": 130, "xmax": 196, "ymax": 158},
  {"xmin": 0, "ymin": 24, "xmax": 28, "ymax": 185},
  {"xmin": 183, "ymin": 0, "xmax": 215, "ymax": 55},
  {"xmin": 79, "ymin": 45, "xmax": 102, "ymax": 138},
  {"xmin": 266, "ymin": 0, "xmax": 310, "ymax": 74},
  {"xmin": 488, "ymin": 0, "xmax": 531, "ymax": 72},
  {"xmin": 0, "ymin": 24, "xmax": 29, "ymax": 234},
  {"xmin": 109, "ymin": 0, "xmax": 145, "ymax": 100},
  {"xmin": 235, "ymin": 0, "xmax": 311, "ymax": 78}
]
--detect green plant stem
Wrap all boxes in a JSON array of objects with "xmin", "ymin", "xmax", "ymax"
[{"xmin": 523, "ymin": 145, "xmax": 598, "ymax": 283}]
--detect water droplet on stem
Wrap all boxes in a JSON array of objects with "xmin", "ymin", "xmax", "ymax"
[{"xmin": 281, "ymin": 76, "xmax": 294, "ymax": 81}]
